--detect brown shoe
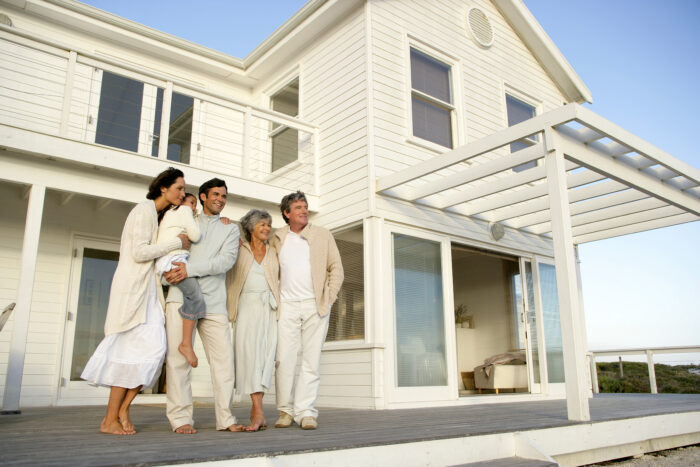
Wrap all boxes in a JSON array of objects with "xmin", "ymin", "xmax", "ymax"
[
  {"xmin": 274, "ymin": 412, "xmax": 293, "ymax": 428},
  {"xmin": 300, "ymin": 416, "xmax": 317, "ymax": 430}
]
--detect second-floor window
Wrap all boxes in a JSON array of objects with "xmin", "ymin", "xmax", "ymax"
[
  {"xmin": 506, "ymin": 93, "xmax": 538, "ymax": 172},
  {"xmin": 95, "ymin": 71, "xmax": 143, "ymax": 153},
  {"xmin": 151, "ymin": 88, "xmax": 194, "ymax": 164},
  {"xmin": 270, "ymin": 78, "xmax": 299, "ymax": 172},
  {"xmin": 410, "ymin": 48, "xmax": 454, "ymax": 149},
  {"xmin": 93, "ymin": 70, "xmax": 193, "ymax": 163}
]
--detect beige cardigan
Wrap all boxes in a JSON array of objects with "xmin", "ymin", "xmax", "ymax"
[
  {"xmin": 104, "ymin": 200, "xmax": 181, "ymax": 335},
  {"xmin": 225, "ymin": 241, "xmax": 280, "ymax": 322},
  {"xmin": 271, "ymin": 223, "xmax": 344, "ymax": 317}
]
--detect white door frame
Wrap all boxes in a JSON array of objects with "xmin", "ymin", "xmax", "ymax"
[
  {"xmin": 382, "ymin": 223, "xmax": 458, "ymax": 406},
  {"xmin": 532, "ymin": 255, "xmax": 565, "ymax": 396},
  {"xmin": 57, "ymin": 236, "xmax": 119, "ymax": 404}
]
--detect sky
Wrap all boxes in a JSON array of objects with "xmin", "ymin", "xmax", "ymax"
[{"xmin": 79, "ymin": 0, "xmax": 699, "ymax": 363}]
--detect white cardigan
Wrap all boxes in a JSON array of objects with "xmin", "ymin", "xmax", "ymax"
[
  {"xmin": 157, "ymin": 206, "xmax": 201, "ymax": 256},
  {"xmin": 104, "ymin": 200, "xmax": 181, "ymax": 335}
]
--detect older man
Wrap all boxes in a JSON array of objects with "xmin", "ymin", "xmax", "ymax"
[
  {"xmin": 271, "ymin": 191, "xmax": 344, "ymax": 430},
  {"xmin": 163, "ymin": 178, "xmax": 243, "ymax": 433}
]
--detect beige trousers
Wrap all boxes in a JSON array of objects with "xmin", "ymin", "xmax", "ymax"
[
  {"xmin": 275, "ymin": 298, "xmax": 330, "ymax": 424},
  {"xmin": 165, "ymin": 302, "xmax": 236, "ymax": 430}
]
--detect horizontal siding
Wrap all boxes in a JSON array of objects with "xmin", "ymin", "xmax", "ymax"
[
  {"xmin": 318, "ymin": 349, "xmax": 373, "ymax": 408},
  {"xmin": 299, "ymin": 6, "xmax": 369, "ymax": 228},
  {"xmin": 0, "ymin": 39, "xmax": 66, "ymax": 135}
]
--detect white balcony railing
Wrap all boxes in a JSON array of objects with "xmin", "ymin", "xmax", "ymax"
[
  {"xmin": 588, "ymin": 346, "xmax": 700, "ymax": 394},
  {"xmin": 0, "ymin": 29, "xmax": 318, "ymax": 195}
]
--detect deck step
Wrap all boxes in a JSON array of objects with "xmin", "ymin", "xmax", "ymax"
[{"xmin": 451, "ymin": 457, "xmax": 558, "ymax": 467}]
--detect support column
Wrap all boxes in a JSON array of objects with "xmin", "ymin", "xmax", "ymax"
[
  {"xmin": 545, "ymin": 149, "xmax": 590, "ymax": 421},
  {"xmin": 2, "ymin": 184, "xmax": 46, "ymax": 414},
  {"xmin": 365, "ymin": 216, "xmax": 385, "ymax": 409}
]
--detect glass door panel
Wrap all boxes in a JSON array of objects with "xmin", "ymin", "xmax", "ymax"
[
  {"xmin": 393, "ymin": 234, "xmax": 447, "ymax": 387},
  {"xmin": 69, "ymin": 248, "xmax": 119, "ymax": 380},
  {"xmin": 59, "ymin": 239, "xmax": 120, "ymax": 401},
  {"xmin": 522, "ymin": 260, "xmax": 541, "ymax": 390},
  {"xmin": 538, "ymin": 263, "xmax": 565, "ymax": 383}
]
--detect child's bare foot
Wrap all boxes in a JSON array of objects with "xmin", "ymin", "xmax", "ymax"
[
  {"xmin": 118, "ymin": 408, "xmax": 136, "ymax": 434},
  {"xmin": 178, "ymin": 343, "xmax": 198, "ymax": 367},
  {"xmin": 100, "ymin": 419, "xmax": 130, "ymax": 435}
]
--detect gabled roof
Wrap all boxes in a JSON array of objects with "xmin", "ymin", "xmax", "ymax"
[
  {"xmin": 33, "ymin": 0, "xmax": 590, "ymax": 99},
  {"xmin": 494, "ymin": 0, "xmax": 593, "ymax": 104}
]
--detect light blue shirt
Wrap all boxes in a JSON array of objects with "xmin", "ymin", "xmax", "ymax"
[{"xmin": 166, "ymin": 213, "xmax": 239, "ymax": 315}]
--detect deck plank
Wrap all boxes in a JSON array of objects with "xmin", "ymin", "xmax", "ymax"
[{"xmin": 0, "ymin": 394, "xmax": 698, "ymax": 466}]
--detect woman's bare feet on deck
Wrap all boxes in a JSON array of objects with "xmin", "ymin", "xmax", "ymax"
[
  {"xmin": 245, "ymin": 415, "xmax": 267, "ymax": 432},
  {"xmin": 225, "ymin": 424, "xmax": 246, "ymax": 432},
  {"xmin": 178, "ymin": 343, "xmax": 198, "ymax": 367},
  {"xmin": 175, "ymin": 424, "xmax": 197, "ymax": 434},
  {"xmin": 100, "ymin": 418, "xmax": 132, "ymax": 435},
  {"xmin": 118, "ymin": 408, "xmax": 136, "ymax": 434}
]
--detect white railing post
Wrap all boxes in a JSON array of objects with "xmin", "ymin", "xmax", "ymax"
[
  {"xmin": 646, "ymin": 350, "xmax": 658, "ymax": 394},
  {"xmin": 589, "ymin": 353, "xmax": 599, "ymax": 394},
  {"xmin": 242, "ymin": 106, "xmax": 251, "ymax": 179}
]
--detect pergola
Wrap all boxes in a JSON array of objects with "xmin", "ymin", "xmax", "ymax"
[{"xmin": 377, "ymin": 103, "xmax": 700, "ymax": 420}]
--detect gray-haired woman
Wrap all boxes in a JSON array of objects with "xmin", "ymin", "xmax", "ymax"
[{"xmin": 225, "ymin": 209, "xmax": 280, "ymax": 431}]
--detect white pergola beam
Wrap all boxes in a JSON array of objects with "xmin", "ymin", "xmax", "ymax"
[
  {"xmin": 486, "ymin": 169, "xmax": 608, "ymax": 221},
  {"xmin": 571, "ymin": 205, "xmax": 685, "ymax": 237},
  {"xmin": 574, "ymin": 106, "xmax": 700, "ymax": 185},
  {"xmin": 2, "ymin": 184, "xmax": 45, "ymax": 413},
  {"xmin": 407, "ymin": 144, "xmax": 546, "ymax": 201},
  {"xmin": 529, "ymin": 197, "xmax": 668, "ymax": 235},
  {"xmin": 440, "ymin": 160, "xmax": 577, "ymax": 210},
  {"xmin": 545, "ymin": 149, "xmax": 590, "ymax": 421},
  {"xmin": 377, "ymin": 105, "xmax": 577, "ymax": 192},
  {"xmin": 513, "ymin": 188, "xmax": 647, "ymax": 229},
  {"xmin": 574, "ymin": 213, "xmax": 697, "ymax": 244},
  {"xmin": 557, "ymin": 132, "xmax": 700, "ymax": 216}
]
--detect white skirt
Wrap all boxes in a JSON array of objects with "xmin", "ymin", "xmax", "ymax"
[{"xmin": 81, "ymin": 275, "xmax": 167, "ymax": 389}]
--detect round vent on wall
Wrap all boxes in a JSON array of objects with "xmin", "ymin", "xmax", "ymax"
[{"xmin": 467, "ymin": 7, "xmax": 493, "ymax": 48}]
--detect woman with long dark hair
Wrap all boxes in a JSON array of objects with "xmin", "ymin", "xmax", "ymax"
[{"xmin": 82, "ymin": 167, "xmax": 191, "ymax": 435}]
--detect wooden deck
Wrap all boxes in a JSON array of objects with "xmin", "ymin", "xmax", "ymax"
[{"xmin": 0, "ymin": 394, "xmax": 699, "ymax": 466}]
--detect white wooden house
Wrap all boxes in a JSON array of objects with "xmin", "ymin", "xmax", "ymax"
[{"xmin": 1, "ymin": 0, "xmax": 698, "ymax": 425}]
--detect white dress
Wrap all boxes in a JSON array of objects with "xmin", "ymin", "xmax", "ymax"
[
  {"xmin": 234, "ymin": 257, "xmax": 278, "ymax": 395},
  {"xmin": 81, "ymin": 274, "xmax": 167, "ymax": 389}
]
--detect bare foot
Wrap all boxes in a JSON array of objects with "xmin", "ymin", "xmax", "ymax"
[
  {"xmin": 118, "ymin": 409, "xmax": 136, "ymax": 434},
  {"xmin": 225, "ymin": 424, "xmax": 246, "ymax": 432},
  {"xmin": 178, "ymin": 343, "xmax": 198, "ymax": 368},
  {"xmin": 174, "ymin": 424, "xmax": 197, "ymax": 434},
  {"xmin": 100, "ymin": 419, "xmax": 130, "ymax": 435},
  {"xmin": 245, "ymin": 415, "xmax": 267, "ymax": 432}
]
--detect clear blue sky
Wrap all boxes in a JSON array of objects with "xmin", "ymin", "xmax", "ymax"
[{"xmin": 80, "ymin": 0, "xmax": 699, "ymax": 362}]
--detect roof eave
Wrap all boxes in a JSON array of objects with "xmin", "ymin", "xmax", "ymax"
[{"xmin": 493, "ymin": 0, "xmax": 593, "ymax": 104}]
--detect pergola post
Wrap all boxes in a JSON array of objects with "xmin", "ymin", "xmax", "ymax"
[
  {"xmin": 2, "ymin": 184, "xmax": 45, "ymax": 414},
  {"xmin": 545, "ymin": 149, "xmax": 590, "ymax": 421}
]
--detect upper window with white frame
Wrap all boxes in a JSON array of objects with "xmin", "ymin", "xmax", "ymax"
[
  {"xmin": 505, "ymin": 93, "xmax": 538, "ymax": 172},
  {"xmin": 91, "ymin": 69, "xmax": 194, "ymax": 164},
  {"xmin": 269, "ymin": 77, "xmax": 299, "ymax": 173},
  {"xmin": 410, "ymin": 48, "xmax": 454, "ymax": 149}
]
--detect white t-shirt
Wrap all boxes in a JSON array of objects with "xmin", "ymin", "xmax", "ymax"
[{"xmin": 279, "ymin": 231, "xmax": 315, "ymax": 301}]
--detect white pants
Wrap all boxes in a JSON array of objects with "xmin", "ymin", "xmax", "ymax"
[
  {"xmin": 275, "ymin": 299, "xmax": 329, "ymax": 423},
  {"xmin": 165, "ymin": 302, "xmax": 237, "ymax": 430}
]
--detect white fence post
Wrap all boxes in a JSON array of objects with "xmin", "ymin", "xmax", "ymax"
[
  {"xmin": 589, "ymin": 353, "xmax": 599, "ymax": 394},
  {"xmin": 646, "ymin": 350, "xmax": 658, "ymax": 394}
]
